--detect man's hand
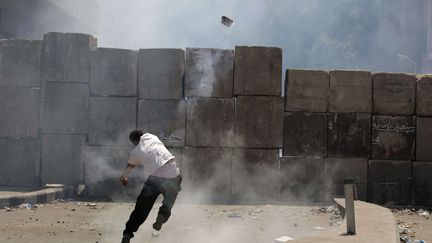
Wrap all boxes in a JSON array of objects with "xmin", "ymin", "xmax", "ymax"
[{"xmin": 120, "ymin": 176, "xmax": 128, "ymax": 186}]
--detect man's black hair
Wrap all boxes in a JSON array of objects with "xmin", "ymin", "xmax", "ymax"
[{"xmin": 129, "ymin": 130, "xmax": 144, "ymax": 144}]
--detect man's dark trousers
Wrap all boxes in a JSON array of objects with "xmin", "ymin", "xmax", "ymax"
[{"xmin": 123, "ymin": 175, "xmax": 182, "ymax": 238}]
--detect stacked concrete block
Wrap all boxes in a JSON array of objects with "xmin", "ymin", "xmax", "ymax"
[
  {"xmin": 0, "ymin": 39, "xmax": 43, "ymax": 87},
  {"xmin": 327, "ymin": 113, "xmax": 371, "ymax": 158},
  {"xmin": 0, "ymin": 87, "xmax": 40, "ymax": 138},
  {"xmin": 416, "ymin": 75, "xmax": 432, "ymax": 116},
  {"xmin": 417, "ymin": 117, "xmax": 432, "ymax": 161},
  {"xmin": 185, "ymin": 48, "xmax": 234, "ymax": 97},
  {"xmin": 231, "ymin": 149, "xmax": 280, "ymax": 201},
  {"xmin": 90, "ymin": 48, "xmax": 138, "ymax": 96},
  {"xmin": 324, "ymin": 158, "xmax": 368, "ymax": 201},
  {"xmin": 280, "ymin": 157, "xmax": 324, "ymax": 202},
  {"xmin": 283, "ymin": 112, "xmax": 327, "ymax": 157},
  {"xmin": 285, "ymin": 69, "xmax": 328, "ymax": 112},
  {"xmin": 88, "ymin": 97, "xmax": 136, "ymax": 146},
  {"xmin": 41, "ymin": 83, "xmax": 88, "ymax": 134},
  {"xmin": 371, "ymin": 116, "xmax": 416, "ymax": 160},
  {"xmin": 413, "ymin": 162, "xmax": 432, "ymax": 206},
  {"xmin": 186, "ymin": 98, "xmax": 234, "ymax": 147},
  {"xmin": 234, "ymin": 46, "xmax": 282, "ymax": 96},
  {"xmin": 329, "ymin": 70, "xmax": 372, "ymax": 113},
  {"xmin": 0, "ymin": 138, "xmax": 39, "ymax": 187},
  {"xmin": 138, "ymin": 49, "xmax": 184, "ymax": 99},
  {"xmin": 368, "ymin": 160, "xmax": 412, "ymax": 205},
  {"xmin": 235, "ymin": 96, "xmax": 284, "ymax": 148},
  {"xmin": 85, "ymin": 146, "xmax": 138, "ymax": 199},
  {"xmin": 372, "ymin": 73, "xmax": 416, "ymax": 115},
  {"xmin": 181, "ymin": 147, "xmax": 231, "ymax": 203},
  {"xmin": 138, "ymin": 100, "xmax": 186, "ymax": 148},
  {"xmin": 41, "ymin": 135, "xmax": 85, "ymax": 185},
  {"xmin": 43, "ymin": 32, "xmax": 97, "ymax": 82}
]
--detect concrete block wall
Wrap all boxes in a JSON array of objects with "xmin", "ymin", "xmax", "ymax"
[{"xmin": 1, "ymin": 32, "xmax": 432, "ymax": 206}]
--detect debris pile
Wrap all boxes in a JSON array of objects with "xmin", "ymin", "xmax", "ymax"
[{"xmin": 311, "ymin": 205, "xmax": 343, "ymax": 227}]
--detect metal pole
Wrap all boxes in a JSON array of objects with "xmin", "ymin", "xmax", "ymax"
[{"xmin": 344, "ymin": 178, "xmax": 356, "ymax": 235}]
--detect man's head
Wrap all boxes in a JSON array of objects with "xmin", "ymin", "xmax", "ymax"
[{"xmin": 129, "ymin": 130, "xmax": 144, "ymax": 146}]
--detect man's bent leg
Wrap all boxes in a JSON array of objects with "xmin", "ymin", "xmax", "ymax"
[
  {"xmin": 154, "ymin": 176, "xmax": 182, "ymax": 230},
  {"xmin": 123, "ymin": 178, "xmax": 159, "ymax": 238}
]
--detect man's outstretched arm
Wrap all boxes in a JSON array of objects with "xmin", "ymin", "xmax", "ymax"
[{"xmin": 120, "ymin": 163, "xmax": 136, "ymax": 186}]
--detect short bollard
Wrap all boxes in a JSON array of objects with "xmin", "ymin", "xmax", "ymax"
[{"xmin": 344, "ymin": 178, "xmax": 356, "ymax": 235}]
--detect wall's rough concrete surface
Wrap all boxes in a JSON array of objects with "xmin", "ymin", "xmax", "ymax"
[
  {"xmin": 185, "ymin": 48, "xmax": 234, "ymax": 98},
  {"xmin": 327, "ymin": 113, "xmax": 371, "ymax": 158},
  {"xmin": 90, "ymin": 48, "xmax": 137, "ymax": 96},
  {"xmin": 41, "ymin": 83, "xmax": 88, "ymax": 134},
  {"xmin": 0, "ymin": 40, "xmax": 42, "ymax": 87},
  {"xmin": 0, "ymin": 87, "xmax": 40, "ymax": 138},
  {"xmin": 368, "ymin": 160, "xmax": 412, "ymax": 205},
  {"xmin": 417, "ymin": 75, "xmax": 432, "ymax": 116},
  {"xmin": 138, "ymin": 99, "xmax": 186, "ymax": 148},
  {"xmin": 417, "ymin": 117, "xmax": 432, "ymax": 161},
  {"xmin": 138, "ymin": 49, "xmax": 184, "ymax": 99},
  {"xmin": 186, "ymin": 98, "xmax": 235, "ymax": 147},
  {"xmin": 280, "ymin": 157, "xmax": 323, "ymax": 202},
  {"xmin": 43, "ymin": 32, "xmax": 96, "ymax": 82},
  {"xmin": 285, "ymin": 69, "xmax": 328, "ymax": 112},
  {"xmin": 231, "ymin": 149, "xmax": 279, "ymax": 201},
  {"xmin": 0, "ymin": 138, "xmax": 39, "ymax": 187},
  {"xmin": 41, "ymin": 135, "xmax": 85, "ymax": 185},
  {"xmin": 235, "ymin": 96, "xmax": 284, "ymax": 148},
  {"xmin": 329, "ymin": 70, "xmax": 372, "ymax": 113},
  {"xmin": 283, "ymin": 112, "xmax": 327, "ymax": 157},
  {"xmin": 181, "ymin": 147, "xmax": 231, "ymax": 203},
  {"xmin": 413, "ymin": 162, "xmax": 432, "ymax": 206},
  {"xmin": 88, "ymin": 97, "xmax": 137, "ymax": 146},
  {"xmin": 324, "ymin": 158, "xmax": 368, "ymax": 201},
  {"xmin": 371, "ymin": 115, "xmax": 416, "ymax": 160},
  {"xmin": 234, "ymin": 46, "xmax": 282, "ymax": 96},
  {"xmin": 373, "ymin": 73, "xmax": 416, "ymax": 115}
]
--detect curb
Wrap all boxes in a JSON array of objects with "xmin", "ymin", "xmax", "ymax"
[{"xmin": 0, "ymin": 185, "xmax": 74, "ymax": 208}]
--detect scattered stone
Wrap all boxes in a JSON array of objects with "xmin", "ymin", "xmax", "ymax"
[
  {"xmin": 228, "ymin": 212, "xmax": 241, "ymax": 218},
  {"xmin": 151, "ymin": 232, "xmax": 159, "ymax": 238},
  {"xmin": 275, "ymin": 235, "xmax": 294, "ymax": 242}
]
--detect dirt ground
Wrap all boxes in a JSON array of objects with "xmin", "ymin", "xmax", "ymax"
[
  {"xmin": 0, "ymin": 199, "xmax": 340, "ymax": 243},
  {"xmin": 392, "ymin": 208, "xmax": 432, "ymax": 242}
]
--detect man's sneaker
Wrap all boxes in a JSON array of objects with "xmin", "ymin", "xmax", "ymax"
[
  {"xmin": 121, "ymin": 233, "xmax": 131, "ymax": 243},
  {"xmin": 152, "ymin": 220, "xmax": 163, "ymax": 231}
]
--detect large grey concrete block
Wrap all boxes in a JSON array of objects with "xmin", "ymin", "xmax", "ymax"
[
  {"xmin": 416, "ymin": 75, "xmax": 432, "ymax": 116},
  {"xmin": 138, "ymin": 49, "xmax": 184, "ymax": 99},
  {"xmin": 41, "ymin": 83, "xmax": 88, "ymax": 134},
  {"xmin": 417, "ymin": 117, "xmax": 432, "ymax": 161},
  {"xmin": 41, "ymin": 135, "xmax": 85, "ymax": 185},
  {"xmin": 234, "ymin": 46, "xmax": 282, "ymax": 96},
  {"xmin": 235, "ymin": 96, "xmax": 284, "ymax": 148},
  {"xmin": 185, "ymin": 48, "xmax": 234, "ymax": 98},
  {"xmin": 285, "ymin": 69, "xmax": 329, "ymax": 112},
  {"xmin": 327, "ymin": 113, "xmax": 371, "ymax": 158},
  {"xmin": 413, "ymin": 162, "xmax": 432, "ymax": 206},
  {"xmin": 0, "ymin": 87, "xmax": 40, "ymax": 138},
  {"xmin": 43, "ymin": 32, "xmax": 97, "ymax": 82},
  {"xmin": 372, "ymin": 73, "xmax": 416, "ymax": 115},
  {"xmin": 280, "ymin": 157, "xmax": 324, "ymax": 202},
  {"xmin": 138, "ymin": 99, "xmax": 186, "ymax": 148},
  {"xmin": 85, "ymin": 146, "xmax": 140, "ymax": 200},
  {"xmin": 186, "ymin": 98, "xmax": 234, "ymax": 147},
  {"xmin": 0, "ymin": 39, "xmax": 42, "ymax": 87},
  {"xmin": 0, "ymin": 138, "xmax": 39, "ymax": 187},
  {"xmin": 368, "ymin": 160, "xmax": 412, "ymax": 205},
  {"xmin": 324, "ymin": 158, "xmax": 368, "ymax": 201},
  {"xmin": 283, "ymin": 112, "xmax": 327, "ymax": 157},
  {"xmin": 371, "ymin": 116, "xmax": 416, "ymax": 160},
  {"xmin": 88, "ymin": 97, "xmax": 137, "ymax": 146},
  {"xmin": 90, "ymin": 48, "xmax": 138, "ymax": 96},
  {"xmin": 231, "ymin": 149, "xmax": 280, "ymax": 201},
  {"xmin": 181, "ymin": 147, "xmax": 231, "ymax": 203},
  {"xmin": 329, "ymin": 70, "xmax": 372, "ymax": 113}
]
